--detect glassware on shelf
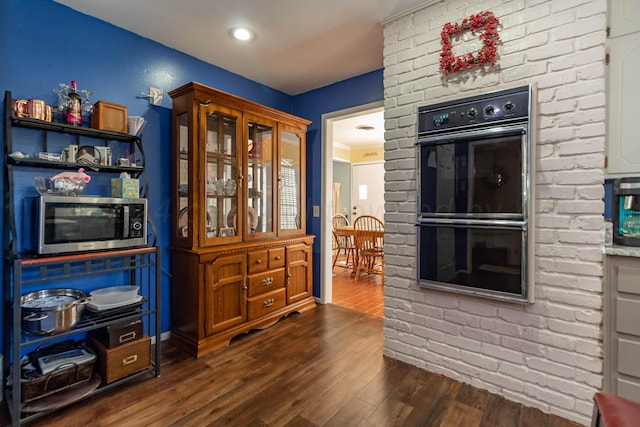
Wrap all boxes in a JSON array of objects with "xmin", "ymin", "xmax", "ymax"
[
  {"xmin": 622, "ymin": 214, "xmax": 640, "ymax": 235},
  {"xmin": 214, "ymin": 179, "xmax": 225, "ymax": 195},
  {"xmin": 224, "ymin": 179, "xmax": 237, "ymax": 195},
  {"xmin": 34, "ymin": 176, "xmax": 87, "ymax": 196},
  {"xmin": 53, "ymin": 81, "xmax": 93, "ymax": 125}
]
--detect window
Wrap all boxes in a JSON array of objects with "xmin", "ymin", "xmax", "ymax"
[{"xmin": 280, "ymin": 160, "xmax": 299, "ymax": 229}]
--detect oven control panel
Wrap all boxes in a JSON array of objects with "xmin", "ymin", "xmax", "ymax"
[{"xmin": 418, "ymin": 85, "xmax": 531, "ymax": 134}]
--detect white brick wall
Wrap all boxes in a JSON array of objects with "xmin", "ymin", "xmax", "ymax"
[{"xmin": 382, "ymin": 1, "xmax": 606, "ymax": 425}]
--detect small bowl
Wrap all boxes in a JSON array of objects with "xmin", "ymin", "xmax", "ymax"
[
  {"xmin": 90, "ymin": 286, "xmax": 140, "ymax": 305},
  {"xmin": 34, "ymin": 176, "xmax": 87, "ymax": 196}
]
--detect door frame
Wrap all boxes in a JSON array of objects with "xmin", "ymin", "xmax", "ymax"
[{"xmin": 319, "ymin": 100, "xmax": 384, "ymax": 304}]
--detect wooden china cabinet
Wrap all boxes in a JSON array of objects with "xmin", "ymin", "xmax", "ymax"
[{"xmin": 168, "ymin": 82, "xmax": 315, "ymax": 358}]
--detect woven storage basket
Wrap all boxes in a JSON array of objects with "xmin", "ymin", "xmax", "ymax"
[{"xmin": 21, "ymin": 349, "xmax": 95, "ymax": 403}]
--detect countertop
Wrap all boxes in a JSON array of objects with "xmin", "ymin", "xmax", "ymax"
[{"xmin": 604, "ymin": 243, "xmax": 640, "ymax": 257}]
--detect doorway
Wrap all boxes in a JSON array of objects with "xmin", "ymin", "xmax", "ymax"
[{"xmin": 320, "ymin": 101, "xmax": 384, "ymax": 315}]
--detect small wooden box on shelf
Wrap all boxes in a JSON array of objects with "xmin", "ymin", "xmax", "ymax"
[
  {"xmin": 89, "ymin": 317, "xmax": 144, "ymax": 349},
  {"xmin": 88, "ymin": 335, "xmax": 151, "ymax": 384},
  {"xmin": 91, "ymin": 100, "xmax": 128, "ymax": 134}
]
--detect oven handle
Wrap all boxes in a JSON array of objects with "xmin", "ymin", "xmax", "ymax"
[
  {"xmin": 417, "ymin": 218, "xmax": 526, "ymax": 229},
  {"xmin": 416, "ymin": 124, "xmax": 526, "ymax": 146}
]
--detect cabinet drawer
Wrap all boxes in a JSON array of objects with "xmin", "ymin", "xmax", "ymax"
[
  {"xmin": 618, "ymin": 378, "xmax": 640, "ymax": 403},
  {"xmin": 248, "ymin": 250, "xmax": 268, "ymax": 274},
  {"xmin": 248, "ymin": 288, "xmax": 286, "ymax": 320},
  {"xmin": 269, "ymin": 248, "xmax": 285, "ymax": 268},
  {"xmin": 89, "ymin": 335, "xmax": 151, "ymax": 384},
  {"xmin": 248, "ymin": 268, "xmax": 285, "ymax": 297},
  {"xmin": 617, "ymin": 298, "xmax": 640, "ymax": 335},
  {"xmin": 618, "ymin": 265, "xmax": 640, "ymax": 295},
  {"xmin": 618, "ymin": 338, "xmax": 640, "ymax": 378}
]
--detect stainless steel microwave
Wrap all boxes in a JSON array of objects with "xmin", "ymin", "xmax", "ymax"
[{"xmin": 25, "ymin": 196, "xmax": 147, "ymax": 255}]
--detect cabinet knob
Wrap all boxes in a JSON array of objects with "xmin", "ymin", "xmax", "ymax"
[
  {"xmin": 256, "ymin": 259, "xmax": 263, "ymax": 264},
  {"xmin": 275, "ymin": 255, "xmax": 281, "ymax": 260}
]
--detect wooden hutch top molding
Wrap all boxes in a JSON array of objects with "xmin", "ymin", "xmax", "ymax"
[{"xmin": 168, "ymin": 81, "xmax": 311, "ymax": 129}]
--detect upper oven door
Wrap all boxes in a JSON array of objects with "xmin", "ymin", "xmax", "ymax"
[{"xmin": 418, "ymin": 124, "xmax": 528, "ymax": 219}]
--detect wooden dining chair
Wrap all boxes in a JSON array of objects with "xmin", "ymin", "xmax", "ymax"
[
  {"xmin": 353, "ymin": 215, "xmax": 384, "ymax": 281},
  {"xmin": 332, "ymin": 213, "xmax": 355, "ymax": 271}
]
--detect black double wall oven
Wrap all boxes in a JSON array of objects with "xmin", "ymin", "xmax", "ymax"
[{"xmin": 416, "ymin": 85, "xmax": 534, "ymax": 303}]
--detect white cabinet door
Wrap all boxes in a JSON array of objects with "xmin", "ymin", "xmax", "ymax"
[
  {"xmin": 606, "ymin": 32, "xmax": 640, "ymax": 177},
  {"xmin": 609, "ymin": 0, "xmax": 640, "ymax": 38}
]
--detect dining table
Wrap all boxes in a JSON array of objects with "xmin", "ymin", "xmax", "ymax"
[{"xmin": 334, "ymin": 225, "xmax": 384, "ymax": 277}]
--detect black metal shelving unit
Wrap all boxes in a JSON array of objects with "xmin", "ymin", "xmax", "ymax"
[{"xmin": 2, "ymin": 91, "xmax": 161, "ymax": 426}]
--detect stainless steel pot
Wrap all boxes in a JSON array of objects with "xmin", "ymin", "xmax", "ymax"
[{"xmin": 21, "ymin": 289, "xmax": 88, "ymax": 335}]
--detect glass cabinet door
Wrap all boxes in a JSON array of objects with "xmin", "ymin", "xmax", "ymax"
[
  {"xmin": 176, "ymin": 112, "xmax": 190, "ymax": 240},
  {"xmin": 202, "ymin": 105, "xmax": 242, "ymax": 245},
  {"xmin": 279, "ymin": 124, "xmax": 305, "ymax": 235},
  {"xmin": 246, "ymin": 114, "xmax": 275, "ymax": 240}
]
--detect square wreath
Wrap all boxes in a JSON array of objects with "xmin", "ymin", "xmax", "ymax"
[{"xmin": 440, "ymin": 11, "xmax": 500, "ymax": 75}]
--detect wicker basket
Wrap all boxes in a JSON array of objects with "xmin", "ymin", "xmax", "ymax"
[{"xmin": 21, "ymin": 349, "xmax": 96, "ymax": 403}]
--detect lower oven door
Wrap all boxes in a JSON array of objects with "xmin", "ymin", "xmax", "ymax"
[{"xmin": 417, "ymin": 219, "xmax": 530, "ymax": 303}]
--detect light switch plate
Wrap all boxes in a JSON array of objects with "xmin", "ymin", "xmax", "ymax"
[
  {"xmin": 149, "ymin": 87, "xmax": 163, "ymax": 106},
  {"xmin": 313, "ymin": 205, "xmax": 320, "ymax": 217}
]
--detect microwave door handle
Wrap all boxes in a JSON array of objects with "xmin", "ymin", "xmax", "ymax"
[{"xmin": 123, "ymin": 206, "xmax": 129, "ymax": 238}]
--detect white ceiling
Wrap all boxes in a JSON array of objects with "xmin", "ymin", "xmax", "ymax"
[
  {"xmin": 333, "ymin": 108, "xmax": 385, "ymax": 150},
  {"xmin": 53, "ymin": 0, "xmax": 427, "ymax": 149}
]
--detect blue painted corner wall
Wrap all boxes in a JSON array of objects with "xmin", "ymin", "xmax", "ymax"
[
  {"xmin": 0, "ymin": 0, "xmax": 384, "ymax": 345},
  {"xmin": 292, "ymin": 71, "xmax": 384, "ymax": 295}
]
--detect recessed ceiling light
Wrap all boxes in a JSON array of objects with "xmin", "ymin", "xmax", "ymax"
[
  {"xmin": 230, "ymin": 27, "xmax": 255, "ymax": 41},
  {"xmin": 356, "ymin": 125, "xmax": 375, "ymax": 131}
]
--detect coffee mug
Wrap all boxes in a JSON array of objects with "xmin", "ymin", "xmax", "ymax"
[
  {"xmin": 29, "ymin": 99, "xmax": 46, "ymax": 120},
  {"xmin": 44, "ymin": 105, "xmax": 54, "ymax": 122},
  {"xmin": 12, "ymin": 99, "xmax": 29, "ymax": 118},
  {"xmin": 12, "ymin": 99, "xmax": 53, "ymax": 121}
]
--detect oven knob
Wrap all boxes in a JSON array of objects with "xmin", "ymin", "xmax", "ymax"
[
  {"xmin": 467, "ymin": 108, "xmax": 477, "ymax": 117},
  {"xmin": 484, "ymin": 105, "xmax": 495, "ymax": 115},
  {"xmin": 504, "ymin": 101, "xmax": 515, "ymax": 111}
]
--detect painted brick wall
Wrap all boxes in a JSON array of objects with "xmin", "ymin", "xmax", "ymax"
[{"xmin": 382, "ymin": 1, "xmax": 606, "ymax": 425}]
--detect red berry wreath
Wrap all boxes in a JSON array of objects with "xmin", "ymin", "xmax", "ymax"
[{"xmin": 440, "ymin": 11, "xmax": 500, "ymax": 75}]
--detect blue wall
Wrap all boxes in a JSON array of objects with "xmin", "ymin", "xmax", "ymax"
[{"xmin": 1, "ymin": 0, "xmax": 384, "ymax": 344}]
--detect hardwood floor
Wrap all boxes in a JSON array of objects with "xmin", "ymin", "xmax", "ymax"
[{"xmin": 2, "ymin": 304, "xmax": 583, "ymax": 427}]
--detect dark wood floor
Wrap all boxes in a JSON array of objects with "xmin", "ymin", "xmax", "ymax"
[{"xmin": 2, "ymin": 304, "xmax": 583, "ymax": 427}]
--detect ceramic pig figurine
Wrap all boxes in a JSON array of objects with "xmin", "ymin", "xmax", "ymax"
[{"xmin": 52, "ymin": 168, "xmax": 91, "ymax": 183}]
